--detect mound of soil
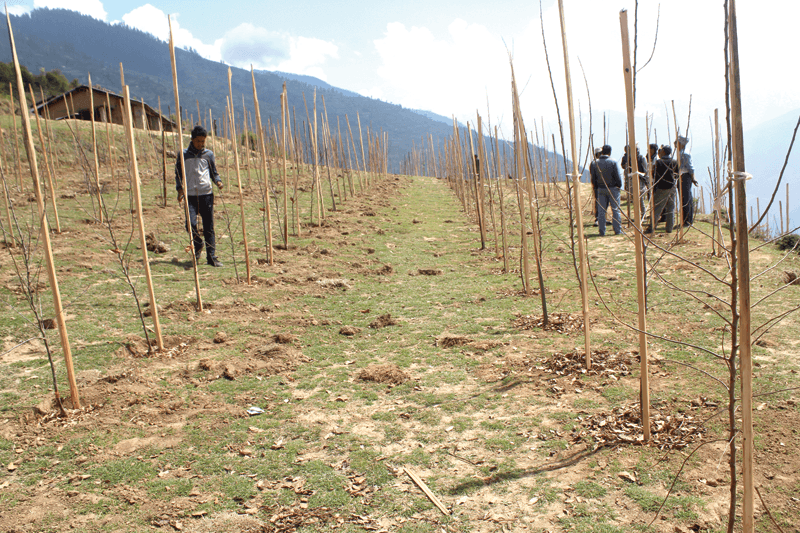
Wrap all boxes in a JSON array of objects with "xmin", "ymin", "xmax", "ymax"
[
  {"xmin": 369, "ymin": 313, "xmax": 397, "ymax": 329},
  {"xmin": 357, "ymin": 363, "xmax": 409, "ymax": 385},
  {"xmin": 436, "ymin": 333, "xmax": 471, "ymax": 348}
]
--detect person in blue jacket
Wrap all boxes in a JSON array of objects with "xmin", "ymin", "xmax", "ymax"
[
  {"xmin": 176, "ymin": 126, "xmax": 224, "ymax": 267},
  {"xmin": 590, "ymin": 144, "xmax": 623, "ymax": 236}
]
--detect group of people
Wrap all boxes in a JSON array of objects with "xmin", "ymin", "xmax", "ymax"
[{"xmin": 589, "ymin": 136, "xmax": 697, "ymax": 236}]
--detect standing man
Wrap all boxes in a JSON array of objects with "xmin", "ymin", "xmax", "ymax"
[
  {"xmin": 176, "ymin": 125, "xmax": 224, "ymax": 267},
  {"xmin": 675, "ymin": 135, "xmax": 697, "ymax": 227},
  {"xmin": 621, "ymin": 144, "xmax": 648, "ymax": 221},
  {"xmin": 648, "ymin": 145, "xmax": 679, "ymax": 234},
  {"xmin": 590, "ymin": 144, "xmax": 623, "ymax": 236}
]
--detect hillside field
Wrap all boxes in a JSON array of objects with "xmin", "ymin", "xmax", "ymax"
[{"xmin": 1, "ymin": 115, "xmax": 799, "ymax": 533}]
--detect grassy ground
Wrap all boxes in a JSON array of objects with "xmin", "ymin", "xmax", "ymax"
[{"xmin": 0, "ymin": 113, "xmax": 799, "ymax": 532}]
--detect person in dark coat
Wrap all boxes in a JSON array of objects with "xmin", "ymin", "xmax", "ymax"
[{"xmin": 647, "ymin": 145, "xmax": 679, "ymax": 233}]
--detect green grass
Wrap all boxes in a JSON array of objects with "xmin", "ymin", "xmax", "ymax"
[{"xmin": 1, "ymin": 136, "xmax": 799, "ymax": 533}]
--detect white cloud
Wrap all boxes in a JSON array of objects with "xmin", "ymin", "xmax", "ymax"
[
  {"xmin": 221, "ymin": 24, "xmax": 338, "ymax": 80},
  {"xmin": 220, "ymin": 24, "xmax": 290, "ymax": 68},
  {"xmin": 370, "ymin": 20, "xmax": 511, "ymax": 128},
  {"xmin": 120, "ymin": 4, "xmax": 221, "ymax": 62},
  {"xmin": 33, "ymin": 0, "xmax": 106, "ymax": 20},
  {"xmin": 7, "ymin": 5, "xmax": 31, "ymax": 15}
]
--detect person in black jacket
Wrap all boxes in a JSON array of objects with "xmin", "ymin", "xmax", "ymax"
[
  {"xmin": 621, "ymin": 145, "xmax": 648, "ymax": 220},
  {"xmin": 176, "ymin": 126, "xmax": 225, "ymax": 267},
  {"xmin": 589, "ymin": 144, "xmax": 622, "ymax": 236},
  {"xmin": 647, "ymin": 145, "xmax": 678, "ymax": 233}
]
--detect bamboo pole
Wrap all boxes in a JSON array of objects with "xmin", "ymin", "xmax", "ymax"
[
  {"xmin": 168, "ymin": 15, "xmax": 203, "ymax": 312},
  {"xmin": 495, "ymin": 125, "xmax": 509, "ymax": 272},
  {"xmin": 9, "ymin": 84, "xmax": 22, "ymax": 190},
  {"xmin": 122, "ymin": 85, "xmax": 164, "ymax": 350},
  {"xmin": 87, "ymin": 74, "xmax": 104, "ymax": 223},
  {"xmin": 356, "ymin": 112, "xmax": 368, "ymax": 188},
  {"xmin": 728, "ymin": 1, "xmax": 753, "ymax": 528},
  {"xmin": 311, "ymin": 92, "xmax": 324, "ymax": 222},
  {"xmin": 250, "ymin": 66, "xmax": 274, "ymax": 265},
  {"xmin": 557, "ymin": 0, "xmax": 592, "ymax": 369},
  {"xmin": 714, "ymin": 109, "xmax": 724, "ymax": 256},
  {"xmin": 6, "ymin": 10, "xmax": 80, "ymax": 408},
  {"xmin": 104, "ymin": 92, "xmax": 115, "ymax": 185},
  {"xmin": 280, "ymin": 87, "xmax": 289, "ymax": 246},
  {"xmin": 787, "ymin": 183, "xmax": 790, "ymax": 231},
  {"xmin": 620, "ymin": 9, "xmax": 651, "ymax": 441},
  {"xmin": 227, "ymin": 67, "xmax": 252, "ymax": 284},
  {"xmin": 29, "ymin": 85, "xmax": 61, "ymax": 234},
  {"xmin": 467, "ymin": 123, "xmax": 486, "ymax": 249},
  {"xmin": 38, "ymin": 86, "xmax": 58, "ymax": 180},
  {"xmin": 345, "ymin": 115, "xmax": 363, "ymax": 193}
]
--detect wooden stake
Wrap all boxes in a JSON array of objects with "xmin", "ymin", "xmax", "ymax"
[
  {"xmin": 168, "ymin": 15, "xmax": 203, "ymax": 312},
  {"xmin": 122, "ymin": 85, "xmax": 164, "ymax": 350},
  {"xmin": 714, "ymin": 109, "xmax": 723, "ymax": 255},
  {"xmin": 403, "ymin": 467, "xmax": 450, "ymax": 516},
  {"xmin": 6, "ymin": 9, "xmax": 80, "ymax": 408},
  {"xmin": 250, "ymin": 66, "xmax": 274, "ymax": 265},
  {"xmin": 87, "ymin": 74, "xmax": 104, "ymax": 223},
  {"xmin": 280, "ymin": 88, "xmax": 289, "ymax": 247},
  {"xmin": 557, "ymin": 0, "xmax": 591, "ymax": 369},
  {"xmin": 620, "ymin": 9, "xmax": 651, "ymax": 442},
  {"xmin": 38, "ymin": 86, "xmax": 58, "ymax": 179},
  {"xmin": 9, "ymin": 84, "xmax": 22, "ymax": 190},
  {"xmin": 356, "ymin": 112, "xmax": 368, "ymax": 188},
  {"xmin": 29, "ymin": 85, "xmax": 61, "ymax": 234},
  {"xmin": 728, "ymin": 1, "xmax": 753, "ymax": 528},
  {"xmin": 104, "ymin": 92, "xmax": 115, "ymax": 185},
  {"xmin": 227, "ymin": 67, "xmax": 252, "ymax": 284}
]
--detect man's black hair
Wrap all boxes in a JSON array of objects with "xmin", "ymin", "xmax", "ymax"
[
  {"xmin": 660, "ymin": 144, "xmax": 672, "ymax": 156},
  {"xmin": 601, "ymin": 144, "xmax": 612, "ymax": 156},
  {"xmin": 191, "ymin": 125, "xmax": 207, "ymax": 139},
  {"xmin": 649, "ymin": 143, "xmax": 658, "ymax": 153}
]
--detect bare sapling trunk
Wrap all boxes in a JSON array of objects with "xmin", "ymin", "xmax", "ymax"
[{"xmin": 3, "ymin": 180, "xmax": 67, "ymax": 416}]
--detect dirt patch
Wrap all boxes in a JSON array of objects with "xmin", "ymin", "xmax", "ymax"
[
  {"xmin": 339, "ymin": 326, "xmax": 361, "ymax": 336},
  {"xmin": 369, "ymin": 313, "xmax": 397, "ymax": 329},
  {"xmin": 357, "ymin": 363, "xmax": 410, "ymax": 385},
  {"xmin": 436, "ymin": 333, "xmax": 471, "ymax": 348}
]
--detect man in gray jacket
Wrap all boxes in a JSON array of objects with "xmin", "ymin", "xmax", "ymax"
[
  {"xmin": 589, "ymin": 144, "xmax": 623, "ymax": 236},
  {"xmin": 176, "ymin": 126, "xmax": 224, "ymax": 267}
]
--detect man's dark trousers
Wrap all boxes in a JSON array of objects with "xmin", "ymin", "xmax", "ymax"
[
  {"xmin": 680, "ymin": 173, "xmax": 694, "ymax": 225},
  {"xmin": 187, "ymin": 194, "xmax": 216, "ymax": 260}
]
